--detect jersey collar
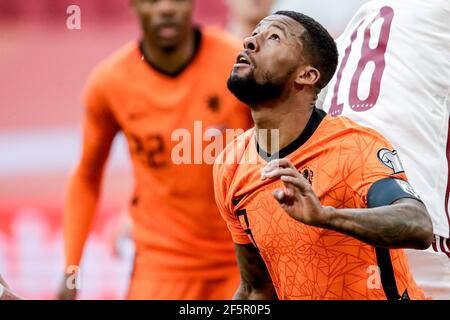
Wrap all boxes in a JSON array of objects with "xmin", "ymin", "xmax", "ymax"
[
  {"xmin": 139, "ymin": 27, "xmax": 202, "ymax": 78},
  {"xmin": 256, "ymin": 107, "xmax": 327, "ymax": 162}
]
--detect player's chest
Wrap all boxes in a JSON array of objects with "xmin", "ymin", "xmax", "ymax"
[
  {"xmin": 233, "ymin": 184, "xmax": 329, "ymax": 254},
  {"xmin": 230, "ymin": 163, "xmax": 325, "ymax": 250},
  {"xmin": 110, "ymin": 86, "xmax": 233, "ymax": 131},
  {"xmin": 109, "ymin": 90, "xmax": 238, "ymax": 169}
]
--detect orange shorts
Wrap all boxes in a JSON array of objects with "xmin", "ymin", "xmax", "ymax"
[{"xmin": 127, "ymin": 272, "xmax": 240, "ymax": 300}]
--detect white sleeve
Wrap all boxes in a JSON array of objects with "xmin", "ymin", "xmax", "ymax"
[{"xmin": 316, "ymin": 83, "xmax": 330, "ymax": 110}]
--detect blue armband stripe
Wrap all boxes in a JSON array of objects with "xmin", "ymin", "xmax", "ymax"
[{"xmin": 367, "ymin": 178, "xmax": 422, "ymax": 208}]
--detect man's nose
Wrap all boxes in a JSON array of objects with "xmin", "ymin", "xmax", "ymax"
[
  {"xmin": 157, "ymin": 0, "xmax": 176, "ymax": 16},
  {"xmin": 243, "ymin": 35, "xmax": 259, "ymax": 52}
]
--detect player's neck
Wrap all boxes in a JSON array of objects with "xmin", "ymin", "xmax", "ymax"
[
  {"xmin": 252, "ymin": 97, "xmax": 315, "ymax": 156},
  {"xmin": 142, "ymin": 28, "xmax": 196, "ymax": 75}
]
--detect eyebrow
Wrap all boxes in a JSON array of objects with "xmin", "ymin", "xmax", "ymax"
[
  {"xmin": 253, "ymin": 22, "xmax": 288, "ymax": 36},
  {"xmin": 271, "ymin": 24, "xmax": 288, "ymax": 37}
]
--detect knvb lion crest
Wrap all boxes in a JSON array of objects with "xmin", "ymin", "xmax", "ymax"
[
  {"xmin": 300, "ymin": 167, "xmax": 314, "ymax": 185},
  {"xmin": 207, "ymin": 95, "xmax": 220, "ymax": 113}
]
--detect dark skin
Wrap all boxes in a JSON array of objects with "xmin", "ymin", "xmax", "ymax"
[
  {"xmin": 233, "ymin": 15, "xmax": 320, "ymax": 154},
  {"xmin": 132, "ymin": 0, "xmax": 195, "ymax": 74},
  {"xmin": 56, "ymin": 0, "xmax": 197, "ymax": 300},
  {"xmin": 233, "ymin": 244, "xmax": 277, "ymax": 300},
  {"xmin": 262, "ymin": 158, "xmax": 433, "ymax": 250},
  {"xmin": 231, "ymin": 15, "xmax": 433, "ymax": 300}
]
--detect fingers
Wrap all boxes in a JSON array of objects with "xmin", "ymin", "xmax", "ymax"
[
  {"xmin": 273, "ymin": 189, "xmax": 291, "ymax": 205},
  {"xmin": 263, "ymin": 158, "xmax": 296, "ymax": 171},
  {"xmin": 261, "ymin": 168, "xmax": 296, "ymax": 180},
  {"xmin": 273, "ymin": 189, "xmax": 285, "ymax": 203},
  {"xmin": 261, "ymin": 158, "xmax": 300, "ymax": 181},
  {"xmin": 281, "ymin": 175, "xmax": 310, "ymax": 193},
  {"xmin": 273, "ymin": 188, "xmax": 295, "ymax": 205},
  {"xmin": 261, "ymin": 158, "xmax": 310, "ymax": 192}
]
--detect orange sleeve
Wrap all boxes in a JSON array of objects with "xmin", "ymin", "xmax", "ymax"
[
  {"xmin": 345, "ymin": 129, "xmax": 409, "ymax": 207},
  {"xmin": 213, "ymin": 159, "xmax": 252, "ymax": 245},
  {"xmin": 64, "ymin": 64, "xmax": 119, "ymax": 269}
]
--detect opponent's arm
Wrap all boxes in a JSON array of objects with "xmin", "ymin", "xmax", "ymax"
[
  {"xmin": 262, "ymin": 158, "xmax": 433, "ymax": 250},
  {"xmin": 233, "ymin": 244, "xmax": 278, "ymax": 300}
]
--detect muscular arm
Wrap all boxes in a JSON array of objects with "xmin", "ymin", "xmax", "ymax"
[
  {"xmin": 233, "ymin": 244, "xmax": 278, "ymax": 300},
  {"xmin": 262, "ymin": 158, "xmax": 433, "ymax": 251},
  {"xmin": 322, "ymin": 198, "xmax": 433, "ymax": 249}
]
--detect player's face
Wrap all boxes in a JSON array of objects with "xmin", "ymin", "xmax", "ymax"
[
  {"xmin": 227, "ymin": 15, "xmax": 306, "ymax": 105},
  {"xmin": 132, "ymin": 0, "xmax": 193, "ymax": 51}
]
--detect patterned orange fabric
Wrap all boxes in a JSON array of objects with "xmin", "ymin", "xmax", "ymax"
[{"xmin": 214, "ymin": 115, "xmax": 425, "ymax": 299}]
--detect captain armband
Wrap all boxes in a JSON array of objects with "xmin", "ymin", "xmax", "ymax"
[{"xmin": 367, "ymin": 178, "xmax": 423, "ymax": 208}]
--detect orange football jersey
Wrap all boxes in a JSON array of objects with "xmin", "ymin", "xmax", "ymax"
[
  {"xmin": 214, "ymin": 109, "xmax": 425, "ymax": 299},
  {"xmin": 66, "ymin": 27, "xmax": 252, "ymax": 279}
]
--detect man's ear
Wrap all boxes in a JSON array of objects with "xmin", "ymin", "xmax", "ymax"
[{"xmin": 294, "ymin": 66, "xmax": 320, "ymax": 87}]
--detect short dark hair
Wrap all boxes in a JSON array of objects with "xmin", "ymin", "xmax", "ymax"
[{"xmin": 274, "ymin": 10, "xmax": 338, "ymax": 90}]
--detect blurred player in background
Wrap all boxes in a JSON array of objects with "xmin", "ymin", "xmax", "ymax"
[
  {"xmin": 318, "ymin": 0, "xmax": 450, "ymax": 299},
  {"xmin": 0, "ymin": 275, "xmax": 22, "ymax": 300},
  {"xmin": 109, "ymin": 0, "xmax": 275, "ymax": 260},
  {"xmin": 57, "ymin": 0, "xmax": 251, "ymax": 300},
  {"xmin": 215, "ymin": 10, "xmax": 432, "ymax": 300},
  {"xmin": 226, "ymin": 0, "xmax": 275, "ymax": 39}
]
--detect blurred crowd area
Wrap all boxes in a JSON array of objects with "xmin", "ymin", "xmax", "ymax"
[{"xmin": 0, "ymin": 0, "xmax": 366, "ymax": 299}]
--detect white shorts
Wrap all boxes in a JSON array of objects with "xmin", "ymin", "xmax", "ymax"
[{"xmin": 405, "ymin": 235, "xmax": 450, "ymax": 300}]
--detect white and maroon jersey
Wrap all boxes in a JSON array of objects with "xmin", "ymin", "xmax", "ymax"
[{"xmin": 318, "ymin": 0, "xmax": 450, "ymax": 238}]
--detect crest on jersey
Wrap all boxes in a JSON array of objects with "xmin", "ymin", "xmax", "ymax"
[
  {"xmin": 377, "ymin": 148, "xmax": 404, "ymax": 174},
  {"xmin": 207, "ymin": 95, "xmax": 220, "ymax": 112},
  {"xmin": 300, "ymin": 167, "xmax": 314, "ymax": 185}
]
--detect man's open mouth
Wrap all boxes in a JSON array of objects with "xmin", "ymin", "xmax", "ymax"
[
  {"xmin": 236, "ymin": 53, "xmax": 251, "ymax": 65},
  {"xmin": 155, "ymin": 22, "xmax": 179, "ymax": 38}
]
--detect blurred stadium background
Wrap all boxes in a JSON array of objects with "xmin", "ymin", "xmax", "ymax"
[{"xmin": 0, "ymin": 0, "xmax": 366, "ymax": 299}]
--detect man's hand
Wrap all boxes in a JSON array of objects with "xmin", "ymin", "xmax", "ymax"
[
  {"xmin": 55, "ymin": 274, "xmax": 78, "ymax": 300},
  {"xmin": 261, "ymin": 158, "xmax": 332, "ymax": 227},
  {"xmin": 261, "ymin": 159, "xmax": 432, "ymax": 249},
  {"xmin": 0, "ymin": 275, "xmax": 23, "ymax": 300}
]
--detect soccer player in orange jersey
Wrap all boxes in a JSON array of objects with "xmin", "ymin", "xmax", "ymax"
[
  {"xmin": 57, "ymin": 0, "xmax": 251, "ymax": 300},
  {"xmin": 214, "ymin": 11, "xmax": 433, "ymax": 300}
]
